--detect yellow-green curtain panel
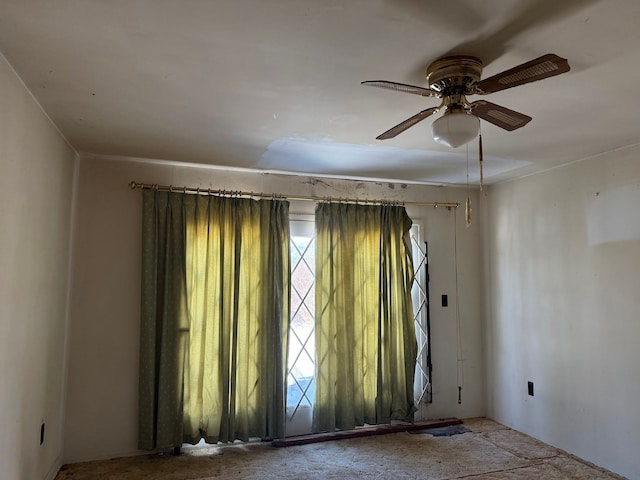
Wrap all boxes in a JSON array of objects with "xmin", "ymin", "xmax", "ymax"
[
  {"xmin": 182, "ymin": 194, "xmax": 290, "ymax": 444},
  {"xmin": 313, "ymin": 202, "xmax": 417, "ymax": 432},
  {"xmin": 139, "ymin": 191, "xmax": 290, "ymax": 449}
]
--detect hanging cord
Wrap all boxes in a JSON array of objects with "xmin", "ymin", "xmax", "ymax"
[
  {"xmin": 453, "ymin": 208, "xmax": 465, "ymax": 404},
  {"xmin": 479, "ymin": 130, "xmax": 484, "ymax": 192},
  {"xmin": 465, "ymin": 144, "xmax": 471, "ymax": 227}
]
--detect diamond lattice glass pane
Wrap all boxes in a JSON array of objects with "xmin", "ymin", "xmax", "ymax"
[
  {"xmin": 287, "ymin": 234, "xmax": 316, "ymax": 410},
  {"xmin": 411, "ymin": 226, "xmax": 430, "ymax": 406}
]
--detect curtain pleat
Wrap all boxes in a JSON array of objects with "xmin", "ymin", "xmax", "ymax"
[
  {"xmin": 313, "ymin": 203, "xmax": 417, "ymax": 433},
  {"xmin": 139, "ymin": 192, "xmax": 289, "ymax": 449}
]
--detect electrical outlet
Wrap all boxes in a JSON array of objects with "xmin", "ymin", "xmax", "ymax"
[{"xmin": 527, "ymin": 381, "xmax": 534, "ymax": 397}]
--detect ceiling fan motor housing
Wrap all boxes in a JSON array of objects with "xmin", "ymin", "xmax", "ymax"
[{"xmin": 426, "ymin": 55, "xmax": 483, "ymax": 95}]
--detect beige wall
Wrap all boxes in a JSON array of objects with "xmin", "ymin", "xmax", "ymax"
[
  {"xmin": 64, "ymin": 155, "xmax": 485, "ymax": 462},
  {"xmin": 0, "ymin": 55, "xmax": 77, "ymax": 480},
  {"xmin": 483, "ymin": 146, "xmax": 640, "ymax": 479}
]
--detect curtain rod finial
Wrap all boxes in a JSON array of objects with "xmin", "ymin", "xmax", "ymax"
[{"xmin": 129, "ymin": 181, "xmax": 138, "ymax": 189}]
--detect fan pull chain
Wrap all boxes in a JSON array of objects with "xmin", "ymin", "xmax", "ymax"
[
  {"xmin": 465, "ymin": 144, "xmax": 471, "ymax": 227},
  {"xmin": 453, "ymin": 208, "xmax": 465, "ymax": 404},
  {"xmin": 479, "ymin": 133, "xmax": 484, "ymax": 191}
]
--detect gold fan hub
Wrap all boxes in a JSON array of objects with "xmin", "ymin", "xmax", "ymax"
[{"xmin": 426, "ymin": 55, "xmax": 483, "ymax": 94}]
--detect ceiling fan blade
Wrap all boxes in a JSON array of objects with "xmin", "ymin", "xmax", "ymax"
[
  {"xmin": 470, "ymin": 100, "xmax": 532, "ymax": 131},
  {"xmin": 377, "ymin": 107, "xmax": 439, "ymax": 140},
  {"xmin": 362, "ymin": 80, "xmax": 438, "ymax": 97},
  {"xmin": 475, "ymin": 54, "xmax": 570, "ymax": 94}
]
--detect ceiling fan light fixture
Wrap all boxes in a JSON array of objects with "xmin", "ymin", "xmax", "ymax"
[{"xmin": 431, "ymin": 111, "xmax": 480, "ymax": 148}]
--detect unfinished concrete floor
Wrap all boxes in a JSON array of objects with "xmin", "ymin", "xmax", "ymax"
[{"xmin": 55, "ymin": 418, "xmax": 626, "ymax": 479}]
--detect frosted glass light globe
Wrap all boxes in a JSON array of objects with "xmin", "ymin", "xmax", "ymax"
[{"xmin": 431, "ymin": 112, "xmax": 480, "ymax": 148}]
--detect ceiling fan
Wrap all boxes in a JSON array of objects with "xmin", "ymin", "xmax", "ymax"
[{"xmin": 362, "ymin": 53, "xmax": 570, "ymax": 147}]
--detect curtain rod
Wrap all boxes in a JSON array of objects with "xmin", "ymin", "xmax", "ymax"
[{"xmin": 129, "ymin": 181, "xmax": 459, "ymax": 208}]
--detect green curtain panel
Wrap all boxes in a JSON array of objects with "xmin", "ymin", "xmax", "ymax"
[
  {"xmin": 139, "ymin": 191, "xmax": 290, "ymax": 449},
  {"xmin": 139, "ymin": 190, "xmax": 189, "ymax": 450},
  {"xmin": 313, "ymin": 202, "xmax": 417, "ymax": 432}
]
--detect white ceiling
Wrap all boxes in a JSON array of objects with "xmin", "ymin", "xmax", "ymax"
[{"xmin": 1, "ymin": 0, "xmax": 639, "ymax": 185}]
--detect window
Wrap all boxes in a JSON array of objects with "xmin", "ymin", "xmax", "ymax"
[
  {"xmin": 410, "ymin": 224, "xmax": 432, "ymax": 411},
  {"xmin": 286, "ymin": 217, "xmax": 316, "ymax": 435}
]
